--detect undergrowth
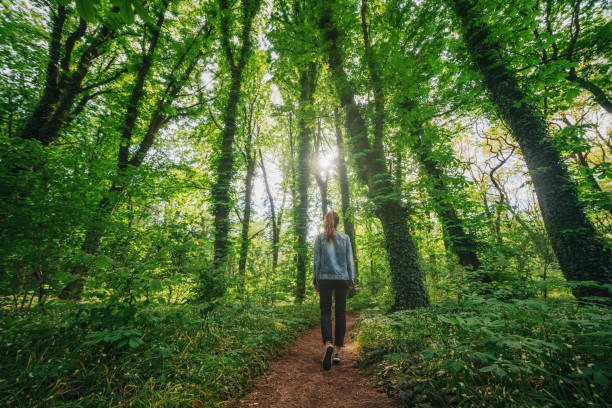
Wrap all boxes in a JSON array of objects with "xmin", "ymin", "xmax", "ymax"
[
  {"xmin": 354, "ymin": 296, "xmax": 611, "ymax": 408},
  {"xmin": 0, "ymin": 301, "xmax": 318, "ymax": 407}
]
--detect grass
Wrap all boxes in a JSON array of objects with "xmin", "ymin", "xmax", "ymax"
[{"xmin": 0, "ymin": 300, "xmax": 318, "ymax": 407}]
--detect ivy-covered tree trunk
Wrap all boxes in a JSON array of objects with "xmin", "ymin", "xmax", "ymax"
[
  {"xmin": 59, "ymin": 4, "xmax": 169, "ymax": 299},
  {"xmin": 318, "ymin": 2, "xmax": 429, "ymax": 309},
  {"xmin": 237, "ymin": 129, "xmax": 257, "ymax": 293},
  {"xmin": 293, "ymin": 63, "xmax": 317, "ymax": 303},
  {"xmin": 59, "ymin": 13, "xmax": 205, "ymax": 299},
  {"xmin": 211, "ymin": 0, "xmax": 262, "ymax": 297},
  {"xmin": 334, "ymin": 108, "xmax": 358, "ymax": 284},
  {"xmin": 409, "ymin": 125, "xmax": 481, "ymax": 272},
  {"xmin": 452, "ymin": 0, "xmax": 611, "ymax": 299},
  {"xmin": 19, "ymin": 4, "xmax": 116, "ymax": 146}
]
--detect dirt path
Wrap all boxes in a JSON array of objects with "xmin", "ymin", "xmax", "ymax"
[{"xmin": 234, "ymin": 315, "xmax": 399, "ymax": 408}]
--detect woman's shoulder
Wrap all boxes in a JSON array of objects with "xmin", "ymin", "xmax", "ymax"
[{"xmin": 336, "ymin": 231, "xmax": 349, "ymax": 240}]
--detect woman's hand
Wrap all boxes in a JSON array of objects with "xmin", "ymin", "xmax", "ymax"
[{"xmin": 314, "ymin": 284, "xmax": 319, "ymax": 293}]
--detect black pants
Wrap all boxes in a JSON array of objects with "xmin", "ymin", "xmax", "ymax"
[{"xmin": 318, "ymin": 279, "xmax": 349, "ymax": 347}]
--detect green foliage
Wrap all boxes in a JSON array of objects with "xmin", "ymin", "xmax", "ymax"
[
  {"xmin": 355, "ymin": 295, "xmax": 611, "ymax": 407},
  {"xmin": 0, "ymin": 0, "xmax": 610, "ymax": 404},
  {"xmin": 0, "ymin": 301, "xmax": 318, "ymax": 407}
]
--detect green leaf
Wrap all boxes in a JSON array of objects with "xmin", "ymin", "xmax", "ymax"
[
  {"xmin": 76, "ymin": 0, "xmax": 96, "ymax": 22},
  {"xmin": 128, "ymin": 337, "xmax": 141, "ymax": 349},
  {"xmin": 593, "ymin": 372, "xmax": 608, "ymax": 386},
  {"xmin": 422, "ymin": 349, "xmax": 435, "ymax": 359},
  {"xmin": 133, "ymin": 1, "xmax": 154, "ymax": 24},
  {"xmin": 119, "ymin": 0, "xmax": 134, "ymax": 24},
  {"xmin": 494, "ymin": 366, "xmax": 507, "ymax": 377}
]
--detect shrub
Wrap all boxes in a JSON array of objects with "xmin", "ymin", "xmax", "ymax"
[{"xmin": 354, "ymin": 296, "xmax": 611, "ymax": 407}]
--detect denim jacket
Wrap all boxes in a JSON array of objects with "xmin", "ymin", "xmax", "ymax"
[{"xmin": 313, "ymin": 231, "xmax": 355, "ymax": 286}]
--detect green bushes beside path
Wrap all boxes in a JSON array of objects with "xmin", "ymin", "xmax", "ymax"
[
  {"xmin": 0, "ymin": 302, "xmax": 318, "ymax": 407},
  {"xmin": 354, "ymin": 297, "xmax": 611, "ymax": 407}
]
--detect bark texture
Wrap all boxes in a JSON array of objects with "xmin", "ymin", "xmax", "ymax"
[
  {"xmin": 237, "ymin": 126, "xmax": 257, "ymax": 292},
  {"xmin": 453, "ymin": 0, "xmax": 611, "ymax": 299},
  {"xmin": 318, "ymin": 1, "xmax": 429, "ymax": 309},
  {"xmin": 293, "ymin": 63, "xmax": 317, "ymax": 303}
]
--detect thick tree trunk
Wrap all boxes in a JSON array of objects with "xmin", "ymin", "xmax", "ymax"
[
  {"xmin": 293, "ymin": 63, "xmax": 317, "ymax": 303},
  {"xmin": 318, "ymin": 2, "xmax": 429, "ymax": 309},
  {"xmin": 211, "ymin": 0, "xmax": 262, "ymax": 297},
  {"xmin": 453, "ymin": 0, "xmax": 611, "ymax": 299},
  {"xmin": 334, "ymin": 109, "xmax": 358, "ymax": 283}
]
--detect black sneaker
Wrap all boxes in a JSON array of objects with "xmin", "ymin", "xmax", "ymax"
[
  {"xmin": 322, "ymin": 344, "xmax": 334, "ymax": 370},
  {"xmin": 332, "ymin": 353, "xmax": 340, "ymax": 365}
]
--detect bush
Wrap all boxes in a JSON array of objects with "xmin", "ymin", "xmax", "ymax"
[
  {"xmin": 354, "ymin": 296, "xmax": 611, "ymax": 407},
  {"xmin": 0, "ymin": 301, "xmax": 318, "ymax": 407}
]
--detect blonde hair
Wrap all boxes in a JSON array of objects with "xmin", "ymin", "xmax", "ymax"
[{"xmin": 324, "ymin": 211, "xmax": 340, "ymax": 242}]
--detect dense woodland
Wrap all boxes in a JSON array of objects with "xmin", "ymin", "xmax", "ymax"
[{"xmin": 0, "ymin": 0, "xmax": 611, "ymax": 406}]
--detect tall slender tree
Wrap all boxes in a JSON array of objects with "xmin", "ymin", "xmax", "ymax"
[
  {"xmin": 210, "ymin": 0, "xmax": 262, "ymax": 297},
  {"xmin": 334, "ymin": 108, "xmax": 358, "ymax": 283},
  {"xmin": 293, "ymin": 62, "xmax": 318, "ymax": 302},
  {"xmin": 237, "ymin": 102, "xmax": 258, "ymax": 293},
  {"xmin": 60, "ymin": 7, "xmax": 211, "ymax": 298},
  {"xmin": 259, "ymin": 148, "xmax": 280, "ymax": 272},
  {"xmin": 314, "ymin": 117, "xmax": 329, "ymax": 218}
]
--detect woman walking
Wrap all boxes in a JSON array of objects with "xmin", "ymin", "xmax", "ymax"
[{"xmin": 313, "ymin": 211, "xmax": 355, "ymax": 370}]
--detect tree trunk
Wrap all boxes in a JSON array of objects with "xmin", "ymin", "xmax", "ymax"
[
  {"xmin": 567, "ymin": 71, "xmax": 612, "ymax": 114},
  {"xmin": 18, "ymin": 4, "xmax": 66, "ymax": 144},
  {"xmin": 211, "ymin": 0, "xmax": 262, "ymax": 297},
  {"xmin": 318, "ymin": 2, "xmax": 429, "ymax": 309},
  {"xmin": 59, "ymin": 17, "xmax": 206, "ymax": 299},
  {"xmin": 334, "ymin": 108, "xmax": 358, "ymax": 284},
  {"xmin": 314, "ymin": 118, "xmax": 329, "ymax": 218},
  {"xmin": 410, "ymin": 125, "xmax": 481, "ymax": 272},
  {"xmin": 237, "ymin": 125, "xmax": 257, "ymax": 293},
  {"xmin": 293, "ymin": 62, "xmax": 317, "ymax": 303},
  {"xmin": 20, "ymin": 11, "xmax": 114, "ymax": 146},
  {"xmin": 259, "ymin": 148, "xmax": 279, "ymax": 272},
  {"xmin": 574, "ymin": 152, "xmax": 612, "ymax": 216},
  {"xmin": 452, "ymin": 0, "xmax": 611, "ymax": 299}
]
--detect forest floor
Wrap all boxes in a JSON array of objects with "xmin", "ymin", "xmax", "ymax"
[{"xmin": 231, "ymin": 315, "xmax": 400, "ymax": 408}]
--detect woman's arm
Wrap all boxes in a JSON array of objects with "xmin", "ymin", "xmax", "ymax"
[
  {"xmin": 313, "ymin": 234, "xmax": 321, "ymax": 287},
  {"xmin": 346, "ymin": 237, "xmax": 355, "ymax": 286}
]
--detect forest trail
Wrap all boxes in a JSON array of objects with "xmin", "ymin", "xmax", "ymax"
[{"xmin": 233, "ymin": 315, "xmax": 399, "ymax": 408}]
